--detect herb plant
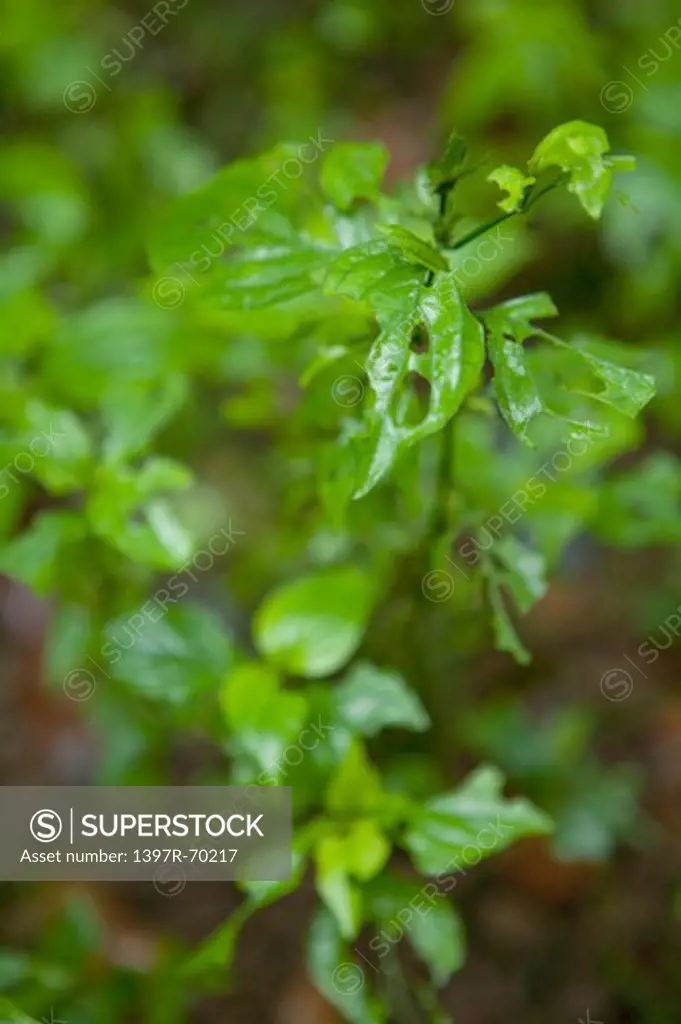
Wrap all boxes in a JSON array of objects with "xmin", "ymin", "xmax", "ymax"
[{"xmin": 0, "ymin": 120, "xmax": 656, "ymax": 1022}]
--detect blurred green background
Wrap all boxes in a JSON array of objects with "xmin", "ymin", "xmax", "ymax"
[{"xmin": 1, "ymin": 0, "xmax": 681, "ymax": 1021}]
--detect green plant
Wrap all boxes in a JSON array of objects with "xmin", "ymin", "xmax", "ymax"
[{"xmin": 0, "ymin": 121, "xmax": 656, "ymax": 1022}]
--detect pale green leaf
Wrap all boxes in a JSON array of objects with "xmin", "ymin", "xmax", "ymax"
[
  {"xmin": 221, "ymin": 661, "xmax": 308, "ymax": 774},
  {"xmin": 326, "ymin": 740, "xmax": 384, "ymax": 815},
  {"xmin": 404, "ymin": 764, "xmax": 553, "ymax": 875},
  {"xmin": 344, "ymin": 819, "xmax": 391, "ymax": 881},
  {"xmin": 570, "ymin": 338, "xmax": 656, "ymax": 418},
  {"xmin": 315, "ymin": 834, "xmax": 363, "ymax": 939},
  {"xmin": 335, "ymin": 661, "xmax": 430, "ymax": 736},
  {"xmin": 529, "ymin": 121, "xmax": 614, "ymax": 219},
  {"xmin": 487, "ymin": 164, "xmax": 535, "ymax": 213},
  {"xmin": 254, "ymin": 566, "xmax": 377, "ymax": 678}
]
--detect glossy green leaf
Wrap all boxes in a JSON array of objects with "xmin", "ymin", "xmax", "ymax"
[
  {"xmin": 254, "ymin": 566, "xmax": 377, "ymax": 677},
  {"xmin": 220, "ymin": 244, "xmax": 334, "ymax": 310},
  {"xmin": 486, "ymin": 324, "xmax": 544, "ymax": 443},
  {"xmin": 529, "ymin": 121, "xmax": 614, "ymax": 219},
  {"xmin": 334, "ymin": 661, "xmax": 430, "ymax": 736},
  {"xmin": 569, "ymin": 338, "xmax": 656, "ymax": 418},
  {"xmin": 336, "ymin": 267, "xmax": 485, "ymax": 497},
  {"xmin": 483, "ymin": 293, "xmax": 558, "ymax": 443},
  {"xmin": 148, "ymin": 144, "xmax": 316, "ymax": 273},
  {"xmin": 379, "ymin": 225, "xmax": 449, "ymax": 273},
  {"xmin": 487, "ymin": 165, "xmax": 535, "ymax": 213}
]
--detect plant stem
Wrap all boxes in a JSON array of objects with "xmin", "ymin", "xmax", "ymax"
[
  {"xmin": 449, "ymin": 210, "xmax": 514, "ymax": 251},
  {"xmin": 447, "ymin": 175, "xmax": 565, "ymax": 252}
]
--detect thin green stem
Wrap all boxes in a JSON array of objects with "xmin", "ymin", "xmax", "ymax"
[
  {"xmin": 447, "ymin": 176, "xmax": 565, "ymax": 252},
  {"xmin": 535, "ymin": 327, "xmax": 571, "ymax": 349},
  {"xmin": 448, "ymin": 210, "xmax": 514, "ymax": 251}
]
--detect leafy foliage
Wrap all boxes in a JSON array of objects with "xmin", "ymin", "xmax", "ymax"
[{"xmin": 0, "ymin": 34, "xmax": 666, "ymax": 1017}]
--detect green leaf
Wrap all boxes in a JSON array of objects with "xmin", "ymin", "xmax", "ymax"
[
  {"xmin": 0, "ymin": 511, "xmax": 85, "ymax": 594},
  {"xmin": 184, "ymin": 901, "xmax": 255, "ymax": 978},
  {"xmin": 528, "ymin": 121, "xmax": 614, "ymax": 219},
  {"xmin": 403, "ymin": 764, "xmax": 553, "ymax": 875},
  {"xmin": 569, "ymin": 338, "xmax": 656, "ymax": 418},
  {"xmin": 108, "ymin": 603, "xmax": 235, "ymax": 708},
  {"xmin": 409, "ymin": 900, "xmax": 466, "ymax": 987},
  {"xmin": 46, "ymin": 602, "xmax": 92, "ymax": 687},
  {"xmin": 483, "ymin": 293, "xmax": 558, "ymax": 443},
  {"xmin": 101, "ymin": 376, "xmax": 188, "ymax": 462},
  {"xmin": 254, "ymin": 566, "xmax": 377, "ymax": 678},
  {"xmin": 326, "ymin": 740, "xmax": 384, "ymax": 815},
  {"xmin": 220, "ymin": 661, "xmax": 308, "ymax": 774},
  {"xmin": 306, "ymin": 907, "xmax": 385, "ymax": 1024},
  {"xmin": 493, "ymin": 536, "xmax": 548, "ymax": 614},
  {"xmin": 0, "ymin": 998, "xmax": 40, "ymax": 1023},
  {"xmin": 486, "ymin": 324, "xmax": 544, "ymax": 443},
  {"xmin": 487, "ymin": 292, "xmax": 559, "ymax": 326},
  {"xmin": 344, "ymin": 819, "xmax": 391, "ymax": 881},
  {"xmin": 339, "ymin": 268, "xmax": 485, "ymax": 497},
  {"xmin": 86, "ymin": 461, "xmax": 194, "ymax": 569},
  {"xmin": 481, "ymin": 538, "xmax": 547, "ymax": 665},
  {"xmin": 44, "ymin": 297, "xmax": 176, "ymax": 409},
  {"xmin": 320, "ymin": 142, "xmax": 388, "ymax": 210},
  {"xmin": 334, "ymin": 661, "xmax": 430, "ymax": 736},
  {"xmin": 486, "ymin": 579, "xmax": 531, "ymax": 666},
  {"xmin": 20, "ymin": 401, "xmax": 92, "ymax": 492},
  {"xmin": 148, "ymin": 143, "xmax": 316, "ymax": 274},
  {"xmin": 427, "ymin": 131, "xmax": 468, "ymax": 191},
  {"xmin": 220, "ymin": 244, "xmax": 334, "ymax": 310},
  {"xmin": 487, "ymin": 165, "xmax": 535, "ymax": 213},
  {"xmin": 323, "ymin": 240, "xmax": 422, "ymax": 317},
  {"xmin": 378, "ymin": 225, "xmax": 449, "ymax": 273},
  {"xmin": 315, "ymin": 834, "xmax": 363, "ymax": 939}
]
